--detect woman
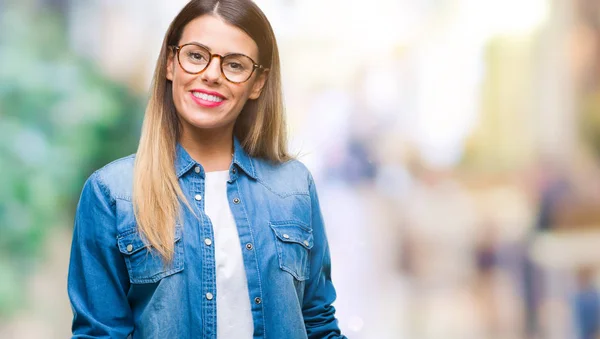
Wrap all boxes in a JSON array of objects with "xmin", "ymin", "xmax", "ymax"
[{"xmin": 67, "ymin": 1, "xmax": 346, "ymax": 338}]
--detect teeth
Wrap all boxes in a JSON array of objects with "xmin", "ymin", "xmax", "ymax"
[{"xmin": 192, "ymin": 92, "xmax": 224, "ymax": 102}]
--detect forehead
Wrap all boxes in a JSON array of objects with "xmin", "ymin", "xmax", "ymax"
[{"xmin": 179, "ymin": 15, "xmax": 258, "ymax": 58}]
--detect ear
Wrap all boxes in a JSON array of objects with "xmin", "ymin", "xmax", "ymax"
[
  {"xmin": 166, "ymin": 49, "xmax": 175, "ymax": 81},
  {"xmin": 248, "ymin": 69, "xmax": 268, "ymax": 100}
]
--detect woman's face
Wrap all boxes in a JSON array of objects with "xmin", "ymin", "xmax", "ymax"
[{"xmin": 166, "ymin": 15, "xmax": 266, "ymax": 135}]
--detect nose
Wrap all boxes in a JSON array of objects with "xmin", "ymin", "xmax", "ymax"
[{"xmin": 200, "ymin": 55, "xmax": 223, "ymax": 84}]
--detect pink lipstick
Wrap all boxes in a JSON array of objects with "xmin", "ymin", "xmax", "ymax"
[{"xmin": 190, "ymin": 89, "xmax": 226, "ymax": 108}]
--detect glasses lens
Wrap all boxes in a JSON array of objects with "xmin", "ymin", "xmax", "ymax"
[
  {"xmin": 179, "ymin": 45, "xmax": 211, "ymax": 73},
  {"xmin": 222, "ymin": 54, "xmax": 255, "ymax": 83}
]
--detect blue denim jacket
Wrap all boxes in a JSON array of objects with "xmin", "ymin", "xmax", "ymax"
[{"xmin": 68, "ymin": 138, "xmax": 346, "ymax": 339}]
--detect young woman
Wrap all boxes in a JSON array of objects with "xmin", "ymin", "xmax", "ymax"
[{"xmin": 67, "ymin": 1, "xmax": 346, "ymax": 338}]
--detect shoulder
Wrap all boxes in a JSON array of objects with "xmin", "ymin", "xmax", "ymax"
[
  {"xmin": 87, "ymin": 154, "xmax": 136, "ymax": 201},
  {"xmin": 252, "ymin": 158, "xmax": 314, "ymax": 196}
]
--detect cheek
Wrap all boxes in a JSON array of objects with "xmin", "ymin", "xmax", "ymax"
[
  {"xmin": 231, "ymin": 83, "xmax": 254, "ymax": 101},
  {"xmin": 173, "ymin": 71, "xmax": 193, "ymax": 89},
  {"xmin": 233, "ymin": 90, "xmax": 254, "ymax": 114}
]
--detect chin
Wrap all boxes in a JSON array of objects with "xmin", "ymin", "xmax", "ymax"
[{"xmin": 183, "ymin": 115, "xmax": 235, "ymax": 131}]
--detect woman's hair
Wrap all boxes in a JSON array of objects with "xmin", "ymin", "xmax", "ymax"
[{"xmin": 133, "ymin": 0, "xmax": 290, "ymax": 261}]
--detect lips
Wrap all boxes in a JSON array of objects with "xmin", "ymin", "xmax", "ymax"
[{"xmin": 190, "ymin": 89, "xmax": 226, "ymax": 108}]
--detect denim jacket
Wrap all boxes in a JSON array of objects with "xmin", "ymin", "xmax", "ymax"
[{"xmin": 67, "ymin": 137, "xmax": 346, "ymax": 339}]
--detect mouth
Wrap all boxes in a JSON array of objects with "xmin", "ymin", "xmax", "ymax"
[{"xmin": 190, "ymin": 90, "xmax": 226, "ymax": 108}]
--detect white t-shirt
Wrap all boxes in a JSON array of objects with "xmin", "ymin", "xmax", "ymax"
[{"xmin": 204, "ymin": 170, "xmax": 254, "ymax": 338}]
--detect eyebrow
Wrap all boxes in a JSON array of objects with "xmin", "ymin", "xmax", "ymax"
[
  {"xmin": 188, "ymin": 42, "xmax": 212, "ymax": 52},
  {"xmin": 183, "ymin": 41, "xmax": 251, "ymax": 57}
]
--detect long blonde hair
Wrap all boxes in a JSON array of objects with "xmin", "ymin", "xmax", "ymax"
[{"xmin": 133, "ymin": 0, "xmax": 290, "ymax": 261}]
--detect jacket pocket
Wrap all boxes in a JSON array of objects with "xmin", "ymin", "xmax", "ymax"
[
  {"xmin": 117, "ymin": 226, "xmax": 184, "ymax": 284},
  {"xmin": 270, "ymin": 221, "xmax": 313, "ymax": 281}
]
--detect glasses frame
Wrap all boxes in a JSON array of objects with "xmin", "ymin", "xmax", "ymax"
[{"xmin": 171, "ymin": 43, "xmax": 265, "ymax": 84}]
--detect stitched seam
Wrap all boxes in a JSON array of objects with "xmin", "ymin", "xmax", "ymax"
[
  {"xmin": 116, "ymin": 228, "xmax": 138, "ymax": 238},
  {"xmin": 281, "ymin": 265, "xmax": 308, "ymax": 281},
  {"xmin": 269, "ymin": 220, "xmax": 312, "ymax": 232},
  {"xmin": 308, "ymin": 173, "xmax": 315, "ymax": 231},
  {"xmin": 129, "ymin": 265, "xmax": 184, "ymax": 284},
  {"xmin": 118, "ymin": 228, "xmax": 184, "ymax": 282},
  {"xmin": 124, "ymin": 247, "xmax": 184, "ymax": 283},
  {"xmin": 94, "ymin": 154, "xmax": 136, "ymax": 202},
  {"xmin": 93, "ymin": 170, "xmax": 116, "ymax": 207},
  {"xmin": 247, "ymin": 155, "xmax": 256, "ymax": 178},
  {"xmin": 234, "ymin": 161, "xmax": 255, "ymax": 180},
  {"xmin": 272, "ymin": 235, "xmax": 309, "ymax": 281},
  {"xmin": 235, "ymin": 178, "xmax": 266, "ymax": 338},
  {"xmin": 117, "ymin": 230, "xmax": 182, "ymax": 251},
  {"xmin": 176, "ymin": 160, "xmax": 195, "ymax": 178},
  {"xmin": 100, "ymin": 154, "xmax": 135, "ymax": 169},
  {"xmin": 256, "ymin": 178, "xmax": 309, "ymax": 198}
]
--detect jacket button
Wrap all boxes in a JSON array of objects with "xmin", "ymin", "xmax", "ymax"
[
  {"xmin": 246, "ymin": 243, "xmax": 253, "ymax": 250},
  {"xmin": 282, "ymin": 234, "xmax": 290, "ymax": 239},
  {"xmin": 206, "ymin": 293, "xmax": 213, "ymax": 300},
  {"xmin": 233, "ymin": 198, "xmax": 240, "ymax": 204},
  {"xmin": 254, "ymin": 297, "xmax": 262, "ymax": 304},
  {"xmin": 204, "ymin": 238, "xmax": 212, "ymax": 246},
  {"xmin": 232, "ymin": 168, "xmax": 237, "ymax": 174},
  {"xmin": 126, "ymin": 244, "xmax": 133, "ymax": 252},
  {"xmin": 303, "ymin": 240, "xmax": 310, "ymax": 247},
  {"xmin": 195, "ymin": 194, "xmax": 202, "ymax": 201}
]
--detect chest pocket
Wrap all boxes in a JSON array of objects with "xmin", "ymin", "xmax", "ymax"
[
  {"xmin": 270, "ymin": 221, "xmax": 313, "ymax": 281},
  {"xmin": 117, "ymin": 226, "xmax": 184, "ymax": 284}
]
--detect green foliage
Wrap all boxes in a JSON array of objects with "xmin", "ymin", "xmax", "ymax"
[{"xmin": 0, "ymin": 4, "xmax": 144, "ymax": 317}]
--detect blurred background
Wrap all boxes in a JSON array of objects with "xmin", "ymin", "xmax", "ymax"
[{"xmin": 2, "ymin": 0, "xmax": 600, "ymax": 338}]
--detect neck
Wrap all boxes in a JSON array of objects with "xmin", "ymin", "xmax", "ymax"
[{"xmin": 179, "ymin": 126, "xmax": 234, "ymax": 172}]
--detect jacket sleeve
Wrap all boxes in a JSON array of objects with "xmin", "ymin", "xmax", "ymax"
[
  {"xmin": 303, "ymin": 173, "xmax": 347, "ymax": 339},
  {"xmin": 68, "ymin": 172, "xmax": 134, "ymax": 338}
]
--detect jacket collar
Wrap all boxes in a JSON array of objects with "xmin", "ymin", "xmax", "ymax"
[{"xmin": 175, "ymin": 136, "xmax": 257, "ymax": 180}]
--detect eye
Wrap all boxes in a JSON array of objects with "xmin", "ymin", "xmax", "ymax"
[
  {"xmin": 228, "ymin": 62, "xmax": 244, "ymax": 70},
  {"xmin": 188, "ymin": 52, "xmax": 206, "ymax": 61}
]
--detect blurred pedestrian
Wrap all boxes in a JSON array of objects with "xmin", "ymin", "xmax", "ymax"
[{"xmin": 573, "ymin": 267, "xmax": 600, "ymax": 339}]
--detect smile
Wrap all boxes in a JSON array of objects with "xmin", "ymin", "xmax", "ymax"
[
  {"xmin": 190, "ymin": 90, "xmax": 226, "ymax": 108},
  {"xmin": 192, "ymin": 91, "xmax": 224, "ymax": 102}
]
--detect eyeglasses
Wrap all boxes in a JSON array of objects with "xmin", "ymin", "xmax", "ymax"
[{"xmin": 171, "ymin": 43, "xmax": 265, "ymax": 84}]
